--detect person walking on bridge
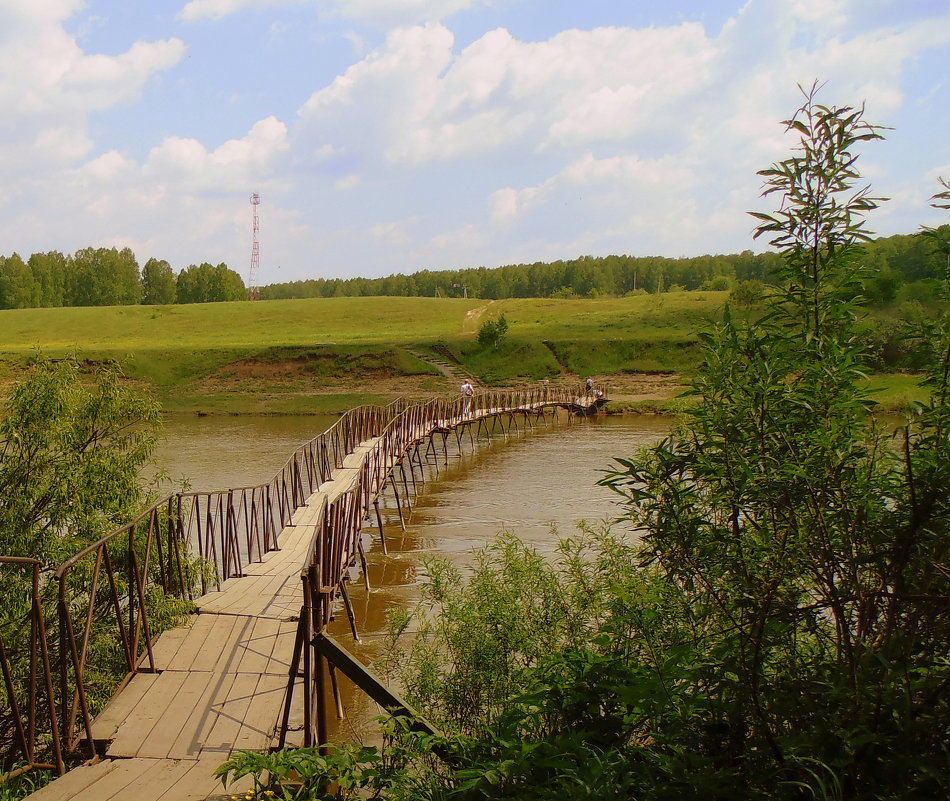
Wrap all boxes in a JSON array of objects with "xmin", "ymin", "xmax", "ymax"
[{"xmin": 460, "ymin": 379, "xmax": 474, "ymax": 417}]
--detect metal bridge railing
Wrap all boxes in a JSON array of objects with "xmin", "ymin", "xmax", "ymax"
[
  {"xmin": 44, "ymin": 399, "xmax": 405, "ymax": 762},
  {"xmin": 0, "ymin": 557, "xmax": 64, "ymax": 779}
]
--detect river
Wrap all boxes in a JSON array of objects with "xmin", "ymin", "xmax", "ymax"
[{"xmin": 152, "ymin": 411, "xmax": 669, "ymax": 741}]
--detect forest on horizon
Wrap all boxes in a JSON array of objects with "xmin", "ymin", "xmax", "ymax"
[{"xmin": 0, "ymin": 225, "xmax": 947, "ymax": 310}]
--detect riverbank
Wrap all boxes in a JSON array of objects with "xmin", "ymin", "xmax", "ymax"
[
  {"xmin": 155, "ymin": 368, "xmax": 689, "ymax": 416},
  {"xmin": 0, "ymin": 294, "xmax": 717, "ymax": 414},
  {"xmin": 158, "ymin": 368, "xmax": 927, "ymax": 418}
]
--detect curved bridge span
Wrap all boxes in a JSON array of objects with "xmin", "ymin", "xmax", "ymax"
[{"xmin": 12, "ymin": 384, "xmax": 607, "ymax": 801}]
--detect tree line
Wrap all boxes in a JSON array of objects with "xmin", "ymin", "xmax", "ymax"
[
  {"xmin": 260, "ymin": 228, "xmax": 950, "ymax": 302},
  {"xmin": 1, "ymin": 226, "xmax": 946, "ymax": 311},
  {"xmin": 0, "ymin": 247, "xmax": 246, "ymax": 308}
]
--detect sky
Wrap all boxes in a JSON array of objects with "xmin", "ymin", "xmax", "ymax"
[{"xmin": 1, "ymin": 0, "xmax": 949, "ymax": 287}]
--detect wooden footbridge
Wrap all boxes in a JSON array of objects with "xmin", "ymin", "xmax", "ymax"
[{"xmin": 1, "ymin": 384, "xmax": 606, "ymax": 801}]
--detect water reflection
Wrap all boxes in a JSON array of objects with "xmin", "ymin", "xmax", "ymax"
[
  {"xmin": 378, "ymin": 415, "xmax": 667, "ymax": 553},
  {"xmin": 334, "ymin": 413, "xmax": 669, "ymax": 740},
  {"xmin": 152, "ymin": 414, "xmax": 340, "ymax": 490}
]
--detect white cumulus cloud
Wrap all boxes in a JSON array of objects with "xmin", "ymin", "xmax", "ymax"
[
  {"xmin": 2, "ymin": 0, "xmax": 949, "ymax": 282},
  {"xmin": 0, "ymin": 1, "xmax": 184, "ymax": 177},
  {"xmin": 143, "ymin": 115, "xmax": 290, "ymax": 191}
]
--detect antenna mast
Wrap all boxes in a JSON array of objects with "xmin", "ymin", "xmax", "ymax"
[{"xmin": 248, "ymin": 192, "xmax": 261, "ymax": 300}]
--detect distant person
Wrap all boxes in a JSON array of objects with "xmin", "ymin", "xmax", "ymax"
[
  {"xmin": 542, "ymin": 377, "xmax": 550, "ymax": 402},
  {"xmin": 585, "ymin": 376, "xmax": 593, "ymax": 393},
  {"xmin": 460, "ymin": 380, "xmax": 474, "ymax": 416}
]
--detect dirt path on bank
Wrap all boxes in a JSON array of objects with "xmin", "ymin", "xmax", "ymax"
[{"xmin": 462, "ymin": 300, "xmax": 495, "ymax": 334}]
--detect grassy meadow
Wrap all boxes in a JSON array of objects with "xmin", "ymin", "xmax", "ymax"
[
  {"xmin": 0, "ymin": 291, "xmax": 927, "ymax": 414},
  {"xmin": 0, "ymin": 297, "xmax": 479, "ymax": 411}
]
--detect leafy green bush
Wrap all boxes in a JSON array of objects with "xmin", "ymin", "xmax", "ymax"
[
  {"xmin": 381, "ymin": 532, "xmax": 593, "ymax": 734},
  {"xmin": 600, "ymin": 85, "xmax": 950, "ymax": 798},
  {"xmin": 215, "ymin": 745, "xmax": 382, "ymax": 800},
  {"xmin": 728, "ymin": 278, "xmax": 765, "ymax": 306},
  {"xmin": 899, "ymin": 277, "xmax": 945, "ymax": 304},
  {"xmin": 476, "ymin": 315, "xmax": 509, "ymax": 349},
  {"xmin": 699, "ymin": 275, "xmax": 733, "ymax": 291},
  {"xmin": 0, "ymin": 358, "xmax": 189, "ymax": 789}
]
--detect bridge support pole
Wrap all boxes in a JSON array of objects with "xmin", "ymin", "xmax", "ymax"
[
  {"xmin": 315, "ymin": 649, "xmax": 329, "ymax": 748},
  {"xmin": 329, "ymin": 664, "xmax": 344, "ymax": 720},
  {"xmin": 338, "ymin": 580, "xmax": 360, "ymax": 642},
  {"xmin": 404, "ymin": 457, "xmax": 418, "ymax": 497},
  {"xmin": 400, "ymin": 462, "xmax": 414, "ymax": 508},
  {"xmin": 391, "ymin": 479, "xmax": 407, "ymax": 531},
  {"xmin": 373, "ymin": 499, "xmax": 388, "ymax": 554},
  {"xmin": 356, "ymin": 534, "xmax": 370, "ymax": 591},
  {"xmin": 415, "ymin": 445, "xmax": 427, "ymax": 482}
]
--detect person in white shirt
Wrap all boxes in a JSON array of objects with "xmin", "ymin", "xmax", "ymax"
[{"xmin": 460, "ymin": 380, "xmax": 474, "ymax": 415}]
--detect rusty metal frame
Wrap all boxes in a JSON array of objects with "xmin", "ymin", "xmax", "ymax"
[
  {"xmin": 0, "ymin": 557, "xmax": 65, "ymax": 779},
  {"xmin": 46, "ymin": 398, "xmax": 409, "ymax": 760}
]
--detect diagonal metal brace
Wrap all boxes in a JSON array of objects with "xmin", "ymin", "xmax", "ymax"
[{"xmin": 314, "ymin": 633, "xmax": 442, "ymax": 739}]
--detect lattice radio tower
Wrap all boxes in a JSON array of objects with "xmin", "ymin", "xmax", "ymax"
[{"xmin": 248, "ymin": 192, "xmax": 261, "ymax": 300}]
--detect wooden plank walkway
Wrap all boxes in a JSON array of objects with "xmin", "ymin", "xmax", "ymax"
[
  {"xmin": 28, "ymin": 395, "xmax": 605, "ymax": 801},
  {"xmin": 29, "ymin": 441, "xmax": 381, "ymax": 801}
]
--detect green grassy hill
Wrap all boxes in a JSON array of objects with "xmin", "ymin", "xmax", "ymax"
[
  {"xmin": 0, "ymin": 297, "xmax": 481, "ymax": 411},
  {"xmin": 0, "ymin": 292, "xmax": 925, "ymax": 414}
]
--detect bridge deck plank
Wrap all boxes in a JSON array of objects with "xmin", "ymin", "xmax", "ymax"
[
  {"xmin": 90, "ymin": 612, "xmax": 297, "ymax": 766},
  {"xmin": 26, "ymin": 756, "xmax": 249, "ymax": 801},
  {"xmin": 188, "ymin": 616, "xmax": 247, "ymax": 672},
  {"xmin": 105, "ymin": 669, "xmax": 191, "ymax": 758},
  {"xmin": 118, "ymin": 670, "xmax": 220, "ymax": 759},
  {"xmin": 168, "ymin": 671, "xmax": 253, "ymax": 760},
  {"xmin": 198, "ymin": 573, "xmax": 295, "ymax": 617},
  {"xmin": 90, "ymin": 672, "xmax": 160, "ymax": 742},
  {"xmin": 235, "ymin": 616, "xmax": 296, "ymax": 674}
]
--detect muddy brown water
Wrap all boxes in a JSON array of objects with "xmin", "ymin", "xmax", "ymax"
[{"xmin": 152, "ymin": 412, "xmax": 669, "ymax": 743}]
